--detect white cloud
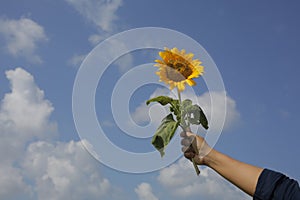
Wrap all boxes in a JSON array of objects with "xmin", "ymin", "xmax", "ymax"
[
  {"xmin": 0, "ymin": 68, "xmax": 114, "ymax": 200},
  {"xmin": 0, "ymin": 68, "xmax": 56, "ymax": 163},
  {"xmin": 0, "ymin": 164, "xmax": 32, "ymax": 200},
  {"xmin": 68, "ymin": 53, "xmax": 87, "ymax": 67},
  {"xmin": 114, "ymin": 52, "xmax": 134, "ymax": 73},
  {"xmin": 2, "ymin": 68, "xmax": 55, "ymax": 134},
  {"xmin": 157, "ymin": 158, "xmax": 250, "ymax": 200},
  {"xmin": 88, "ymin": 33, "xmax": 110, "ymax": 46},
  {"xmin": 22, "ymin": 140, "xmax": 111, "ymax": 200},
  {"xmin": 135, "ymin": 183, "xmax": 159, "ymax": 200},
  {"xmin": 81, "ymin": 139, "xmax": 101, "ymax": 160},
  {"xmin": 105, "ymin": 38, "xmax": 134, "ymax": 72},
  {"xmin": 131, "ymin": 88, "xmax": 240, "ymax": 133},
  {"xmin": 91, "ymin": 38, "xmax": 134, "ymax": 72},
  {"xmin": 101, "ymin": 120, "xmax": 115, "ymax": 127},
  {"xmin": 65, "ymin": 0, "xmax": 122, "ymax": 32},
  {"xmin": 0, "ymin": 17, "xmax": 48, "ymax": 63},
  {"xmin": 131, "ymin": 103, "xmax": 169, "ymax": 127}
]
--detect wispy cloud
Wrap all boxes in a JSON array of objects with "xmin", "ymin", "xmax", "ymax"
[
  {"xmin": 101, "ymin": 120, "xmax": 115, "ymax": 127},
  {"xmin": 0, "ymin": 17, "xmax": 48, "ymax": 63},
  {"xmin": 65, "ymin": 0, "xmax": 122, "ymax": 33},
  {"xmin": 65, "ymin": 0, "xmax": 123, "ymax": 46},
  {"xmin": 65, "ymin": 0, "xmax": 133, "ymax": 72},
  {"xmin": 68, "ymin": 53, "xmax": 87, "ymax": 67},
  {"xmin": 135, "ymin": 182, "xmax": 159, "ymax": 200}
]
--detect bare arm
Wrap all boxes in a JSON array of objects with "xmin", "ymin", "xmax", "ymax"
[
  {"xmin": 205, "ymin": 148, "xmax": 263, "ymax": 196},
  {"xmin": 181, "ymin": 131, "xmax": 263, "ymax": 196}
]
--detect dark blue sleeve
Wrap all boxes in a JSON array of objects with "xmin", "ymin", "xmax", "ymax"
[{"xmin": 253, "ymin": 169, "xmax": 300, "ymax": 200}]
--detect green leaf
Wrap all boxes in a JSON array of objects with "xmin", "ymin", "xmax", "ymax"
[
  {"xmin": 199, "ymin": 108, "xmax": 209, "ymax": 129},
  {"xmin": 146, "ymin": 95, "xmax": 180, "ymax": 122},
  {"xmin": 151, "ymin": 114, "xmax": 179, "ymax": 157},
  {"xmin": 187, "ymin": 105, "xmax": 209, "ymax": 129},
  {"xmin": 182, "ymin": 99, "xmax": 192, "ymax": 108},
  {"xmin": 146, "ymin": 96, "xmax": 175, "ymax": 106},
  {"xmin": 181, "ymin": 99, "xmax": 209, "ymax": 130}
]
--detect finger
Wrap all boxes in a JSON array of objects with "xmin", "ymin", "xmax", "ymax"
[
  {"xmin": 184, "ymin": 151, "xmax": 195, "ymax": 160},
  {"xmin": 189, "ymin": 136, "xmax": 199, "ymax": 154},
  {"xmin": 181, "ymin": 145, "xmax": 195, "ymax": 153},
  {"xmin": 180, "ymin": 131, "xmax": 187, "ymax": 137},
  {"xmin": 181, "ymin": 145, "xmax": 191, "ymax": 153},
  {"xmin": 181, "ymin": 146, "xmax": 189, "ymax": 153},
  {"xmin": 183, "ymin": 135, "xmax": 199, "ymax": 155},
  {"xmin": 180, "ymin": 131, "xmax": 195, "ymax": 137},
  {"xmin": 181, "ymin": 138, "xmax": 192, "ymax": 146}
]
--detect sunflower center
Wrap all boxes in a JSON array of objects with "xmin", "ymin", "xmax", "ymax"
[
  {"xmin": 163, "ymin": 57, "xmax": 193, "ymax": 82},
  {"xmin": 173, "ymin": 61, "xmax": 193, "ymax": 78}
]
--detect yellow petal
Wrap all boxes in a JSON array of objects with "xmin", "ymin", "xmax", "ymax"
[
  {"xmin": 177, "ymin": 82, "xmax": 185, "ymax": 92},
  {"xmin": 171, "ymin": 47, "xmax": 179, "ymax": 54},
  {"xmin": 186, "ymin": 79, "xmax": 196, "ymax": 86},
  {"xmin": 192, "ymin": 60, "xmax": 202, "ymax": 66},
  {"xmin": 185, "ymin": 53, "xmax": 194, "ymax": 60},
  {"xmin": 154, "ymin": 63, "xmax": 162, "ymax": 67},
  {"xmin": 159, "ymin": 51, "xmax": 165, "ymax": 58},
  {"xmin": 169, "ymin": 82, "xmax": 175, "ymax": 90},
  {"xmin": 188, "ymin": 70, "xmax": 200, "ymax": 79},
  {"xmin": 154, "ymin": 59, "xmax": 164, "ymax": 64},
  {"xmin": 196, "ymin": 66, "xmax": 204, "ymax": 73},
  {"xmin": 180, "ymin": 49, "xmax": 186, "ymax": 55}
]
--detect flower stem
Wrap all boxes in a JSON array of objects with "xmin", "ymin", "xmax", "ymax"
[
  {"xmin": 177, "ymin": 88, "xmax": 200, "ymax": 176},
  {"xmin": 177, "ymin": 88, "xmax": 182, "ymax": 103}
]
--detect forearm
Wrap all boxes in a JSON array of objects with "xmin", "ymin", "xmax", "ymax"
[{"xmin": 204, "ymin": 149, "xmax": 263, "ymax": 196}]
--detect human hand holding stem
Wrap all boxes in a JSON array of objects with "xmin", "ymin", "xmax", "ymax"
[
  {"xmin": 184, "ymin": 128, "xmax": 201, "ymax": 175},
  {"xmin": 177, "ymin": 88, "xmax": 200, "ymax": 175}
]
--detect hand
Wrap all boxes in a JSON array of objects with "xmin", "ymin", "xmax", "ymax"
[
  {"xmin": 180, "ymin": 131, "xmax": 212, "ymax": 165},
  {"xmin": 181, "ymin": 132, "xmax": 264, "ymax": 197}
]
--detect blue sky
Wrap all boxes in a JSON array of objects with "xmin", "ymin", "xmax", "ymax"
[{"xmin": 0, "ymin": 0, "xmax": 299, "ymax": 199}]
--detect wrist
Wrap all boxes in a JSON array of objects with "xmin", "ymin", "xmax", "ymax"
[{"xmin": 202, "ymin": 148, "xmax": 218, "ymax": 167}]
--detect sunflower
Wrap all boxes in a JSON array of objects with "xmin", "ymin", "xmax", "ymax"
[{"xmin": 154, "ymin": 47, "xmax": 204, "ymax": 92}]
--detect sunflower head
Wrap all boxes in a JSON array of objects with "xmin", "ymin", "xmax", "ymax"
[{"xmin": 154, "ymin": 47, "xmax": 204, "ymax": 92}]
